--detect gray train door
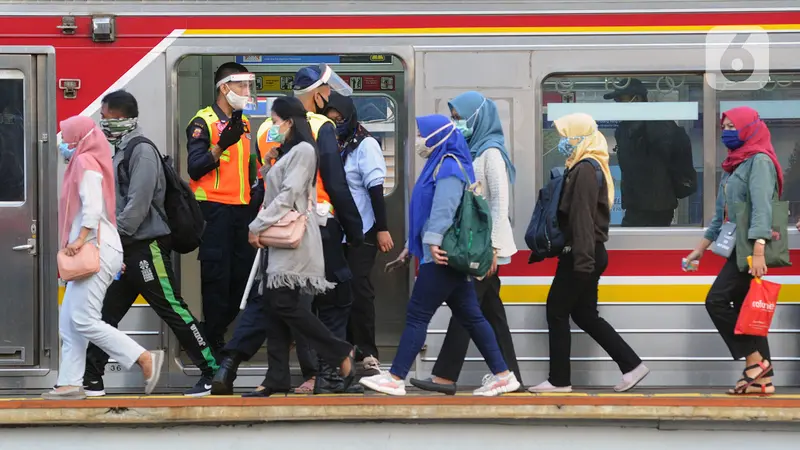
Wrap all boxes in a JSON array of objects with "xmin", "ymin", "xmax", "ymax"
[{"xmin": 0, "ymin": 53, "xmax": 42, "ymax": 367}]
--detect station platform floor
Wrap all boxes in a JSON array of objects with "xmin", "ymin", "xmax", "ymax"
[{"xmin": 2, "ymin": 388, "xmax": 800, "ymax": 426}]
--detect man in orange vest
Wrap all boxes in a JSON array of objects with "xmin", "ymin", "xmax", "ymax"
[
  {"xmin": 211, "ymin": 64, "xmax": 364, "ymax": 396},
  {"xmin": 185, "ymin": 62, "xmax": 259, "ymax": 362}
]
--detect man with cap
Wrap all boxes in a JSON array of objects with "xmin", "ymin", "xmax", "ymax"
[
  {"xmin": 604, "ymin": 78, "xmax": 696, "ymax": 227},
  {"xmin": 211, "ymin": 64, "xmax": 364, "ymax": 396},
  {"xmin": 185, "ymin": 62, "xmax": 260, "ymax": 360}
]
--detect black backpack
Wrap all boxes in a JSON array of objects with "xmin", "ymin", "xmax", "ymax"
[
  {"xmin": 661, "ymin": 122, "xmax": 697, "ymax": 199},
  {"xmin": 525, "ymin": 159, "xmax": 603, "ymax": 264},
  {"xmin": 121, "ymin": 136, "xmax": 206, "ymax": 254}
]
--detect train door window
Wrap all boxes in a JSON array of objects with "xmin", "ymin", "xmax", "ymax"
[
  {"xmin": 542, "ymin": 74, "xmax": 705, "ymax": 227},
  {"xmin": 352, "ymin": 95, "xmax": 397, "ymax": 194},
  {"xmin": 714, "ymin": 74, "xmax": 800, "ymax": 221},
  {"xmin": 0, "ymin": 71, "xmax": 25, "ymax": 203}
]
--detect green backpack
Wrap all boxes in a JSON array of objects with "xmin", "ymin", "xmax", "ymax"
[{"xmin": 433, "ymin": 153, "xmax": 494, "ymax": 278}]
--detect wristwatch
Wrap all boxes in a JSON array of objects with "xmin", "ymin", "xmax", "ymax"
[{"xmin": 756, "ymin": 238, "xmax": 767, "ymax": 245}]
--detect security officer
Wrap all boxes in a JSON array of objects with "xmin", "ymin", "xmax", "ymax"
[
  {"xmin": 185, "ymin": 62, "xmax": 259, "ymax": 357},
  {"xmin": 212, "ymin": 64, "xmax": 364, "ymax": 396}
]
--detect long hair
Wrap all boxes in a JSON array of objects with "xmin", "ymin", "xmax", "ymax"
[{"xmin": 271, "ymin": 96, "xmax": 319, "ymax": 184}]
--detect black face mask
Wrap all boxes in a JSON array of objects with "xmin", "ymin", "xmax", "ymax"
[{"xmin": 314, "ymin": 93, "xmax": 329, "ymax": 114}]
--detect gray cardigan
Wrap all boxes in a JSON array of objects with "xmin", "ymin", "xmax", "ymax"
[{"xmin": 249, "ymin": 141, "xmax": 334, "ymax": 295}]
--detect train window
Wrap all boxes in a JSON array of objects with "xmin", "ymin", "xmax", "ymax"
[
  {"xmin": 714, "ymin": 74, "xmax": 800, "ymax": 221},
  {"xmin": 352, "ymin": 95, "xmax": 397, "ymax": 195},
  {"xmin": 542, "ymin": 74, "xmax": 704, "ymax": 227},
  {"xmin": 0, "ymin": 71, "xmax": 24, "ymax": 203}
]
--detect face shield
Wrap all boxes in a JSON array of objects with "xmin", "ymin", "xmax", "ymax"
[
  {"xmin": 293, "ymin": 64, "xmax": 353, "ymax": 96},
  {"xmin": 216, "ymin": 73, "xmax": 258, "ymax": 111}
]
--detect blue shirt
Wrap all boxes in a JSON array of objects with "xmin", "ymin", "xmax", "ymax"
[
  {"xmin": 343, "ymin": 136, "xmax": 386, "ymax": 236},
  {"xmin": 417, "ymin": 176, "xmax": 465, "ymax": 264}
]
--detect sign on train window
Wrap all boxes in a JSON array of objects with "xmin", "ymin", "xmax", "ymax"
[
  {"xmin": 542, "ymin": 74, "xmax": 704, "ymax": 227},
  {"xmin": 0, "ymin": 70, "xmax": 25, "ymax": 203},
  {"xmin": 714, "ymin": 73, "xmax": 800, "ymax": 222}
]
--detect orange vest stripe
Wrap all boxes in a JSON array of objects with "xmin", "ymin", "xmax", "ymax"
[{"xmin": 189, "ymin": 106, "xmax": 252, "ymax": 205}]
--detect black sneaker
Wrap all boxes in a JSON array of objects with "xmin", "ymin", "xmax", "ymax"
[
  {"xmin": 184, "ymin": 376, "xmax": 213, "ymax": 398},
  {"xmin": 84, "ymin": 378, "xmax": 106, "ymax": 397}
]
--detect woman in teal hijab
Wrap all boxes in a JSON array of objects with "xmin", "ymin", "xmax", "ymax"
[{"xmin": 410, "ymin": 91, "xmax": 523, "ymax": 394}]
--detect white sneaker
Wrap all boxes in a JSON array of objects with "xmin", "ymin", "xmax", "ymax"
[
  {"xmin": 614, "ymin": 364, "xmax": 650, "ymax": 392},
  {"xmin": 144, "ymin": 350, "xmax": 165, "ymax": 395},
  {"xmin": 528, "ymin": 380, "xmax": 573, "ymax": 393},
  {"xmin": 473, "ymin": 372, "xmax": 521, "ymax": 397},
  {"xmin": 359, "ymin": 371, "xmax": 406, "ymax": 396}
]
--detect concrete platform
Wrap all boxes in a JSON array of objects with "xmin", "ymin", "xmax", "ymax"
[{"xmin": 3, "ymin": 390, "xmax": 800, "ymax": 426}]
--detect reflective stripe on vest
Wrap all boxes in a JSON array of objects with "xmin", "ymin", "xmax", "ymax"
[
  {"xmin": 255, "ymin": 112, "xmax": 336, "ymax": 214},
  {"xmin": 188, "ymin": 106, "xmax": 252, "ymax": 205}
]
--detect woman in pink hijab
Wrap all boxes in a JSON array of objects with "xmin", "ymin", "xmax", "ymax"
[{"xmin": 43, "ymin": 116, "xmax": 164, "ymax": 400}]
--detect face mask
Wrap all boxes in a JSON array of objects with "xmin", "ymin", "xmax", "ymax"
[
  {"xmin": 335, "ymin": 122, "xmax": 351, "ymax": 139},
  {"xmin": 452, "ymin": 98, "xmax": 485, "ymax": 139},
  {"xmin": 557, "ymin": 136, "xmax": 585, "ymax": 157},
  {"xmin": 101, "ymin": 117, "xmax": 138, "ymax": 144},
  {"xmin": 225, "ymin": 87, "xmax": 249, "ymax": 111},
  {"xmin": 315, "ymin": 93, "xmax": 329, "ymax": 114},
  {"xmin": 59, "ymin": 142, "xmax": 75, "ymax": 161},
  {"xmin": 268, "ymin": 124, "xmax": 285, "ymax": 143},
  {"xmin": 722, "ymin": 129, "xmax": 745, "ymax": 150},
  {"xmin": 416, "ymin": 122, "xmax": 455, "ymax": 159}
]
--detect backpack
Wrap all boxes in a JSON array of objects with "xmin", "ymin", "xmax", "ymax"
[
  {"xmin": 525, "ymin": 159, "xmax": 603, "ymax": 264},
  {"xmin": 121, "ymin": 136, "xmax": 206, "ymax": 254},
  {"xmin": 433, "ymin": 153, "xmax": 494, "ymax": 278},
  {"xmin": 650, "ymin": 121, "xmax": 697, "ymax": 199}
]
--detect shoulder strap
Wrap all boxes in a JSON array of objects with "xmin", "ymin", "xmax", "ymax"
[
  {"xmin": 569, "ymin": 158, "xmax": 604, "ymax": 188},
  {"xmin": 121, "ymin": 136, "xmax": 159, "ymax": 176},
  {"xmin": 433, "ymin": 153, "xmax": 471, "ymax": 183}
]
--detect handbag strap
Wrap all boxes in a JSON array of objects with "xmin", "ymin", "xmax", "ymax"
[
  {"xmin": 62, "ymin": 177, "xmax": 102, "ymax": 249},
  {"xmin": 433, "ymin": 153, "xmax": 472, "ymax": 186}
]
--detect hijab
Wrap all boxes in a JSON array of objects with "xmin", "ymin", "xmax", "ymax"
[
  {"xmin": 721, "ymin": 106, "xmax": 784, "ymax": 196},
  {"xmin": 323, "ymin": 92, "xmax": 371, "ymax": 161},
  {"xmin": 59, "ymin": 116, "xmax": 117, "ymax": 248},
  {"xmin": 554, "ymin": 113, "xmax": 615, "ymax": 206},
  {"xmin": 408, "ymin": 114, "xmax": 475, "ymax": 260},
  {"xmin": 448, "ymin": 91, "xmax": 516, "ymax": 183}
]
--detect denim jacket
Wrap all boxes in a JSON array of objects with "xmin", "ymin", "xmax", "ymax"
[{"xmin": 704, "ymin": 153, "xmax": 778, "ymax": 243}]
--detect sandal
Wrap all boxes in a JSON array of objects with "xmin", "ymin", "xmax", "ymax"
[
  {"xmin": 728, "ymin": 382, "xmax": 775, "ymax": 396},
  {"xmin": 294, "ymin": 377, "xmax": 315, "ymax": 394},
  {"xmin": 730, "ymin": 359, "xmax": 772, "ymax": 394}
]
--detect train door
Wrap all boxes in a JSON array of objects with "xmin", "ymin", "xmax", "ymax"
[
  {"xmin": 0, "ymin": 49, "xmax": 58, "ymax": 387},
  {"xmin": 174, "ymin": 53, "xmax": 408, "ymax": 383}
]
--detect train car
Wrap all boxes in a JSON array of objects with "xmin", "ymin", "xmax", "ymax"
[{"xmin": 1, "ymin": 0, "xmax": 800, "ymax": 393}]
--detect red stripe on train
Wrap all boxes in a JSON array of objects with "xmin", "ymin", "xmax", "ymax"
[{"xmin": 500, "ymin": 250, "xmax": 800, "ymax": 277}]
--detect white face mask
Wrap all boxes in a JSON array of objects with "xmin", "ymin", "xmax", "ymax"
[
  {"xmin": 416, "ymin": 122, "xmax": 455, "ymax": 159},
  {"xmin": 225, "ymin": 88, "xmax": 249, "ymax": 111}
]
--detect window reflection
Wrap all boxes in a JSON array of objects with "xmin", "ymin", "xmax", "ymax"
[
  {"xmin": 542, "ymin": 74, "xmax": 703, "ymax": 227},
  {"xmin": 0, "ymin": 75, "xmax": 24, "ymax": 203}
]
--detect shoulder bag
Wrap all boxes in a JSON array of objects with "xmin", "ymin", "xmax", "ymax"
[{"xmin": 57, "ymin": 194, "xmax": 101, "ymax": 282}]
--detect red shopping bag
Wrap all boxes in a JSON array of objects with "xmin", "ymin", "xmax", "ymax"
[{"xmin": 734, "ymin": 276, "xmax": 780, "ymax": 337}]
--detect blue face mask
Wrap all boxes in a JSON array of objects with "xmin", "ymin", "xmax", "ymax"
[
  {"xmin": 557, "ymin": 136, "xmax": 578, "ymax": 157},
  {"xmin": 268, "ymin": 124, "xmax": 285, "ymax": 143},
  {"xmin": 721, "ymin": 129, "xmax": 745, "ymax": 150},
  {"xmin": 335, "ymin": 122, "xmax": 351, "ymax": 139},
  {"xmin": 59, "ymin": 142, "xmax": 75, "ymax": 161}
]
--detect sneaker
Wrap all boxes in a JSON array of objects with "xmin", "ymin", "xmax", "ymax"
[
  {"xmin": 184, "ymin": 376, "xmax": 213, "ymax": 397},
  {"xmin": 528, "ymin": 380, "xmax": 573, "ymax": 393},
  {"xmin": 473, "ymin": 372, "xmax": 521, "ymax": 397},
  {"xmin": 359, "ymin": 371, "xmax": 406, "ymax": 396},
  {"xmin": 84, "ymin": 378, "xmax": 106, "ymax": 397},
  {"xmin": 614, "ymin": 364, "xmax": 650, "ymax": 392},
  {"xmin": 144, "ymin": 350, "xmax": 165, "ymax": 395},
  {"xmin": 42, "ymin": 386, "xmax": 87, "ymax": 400},
  {"xmin": 361, "ymin": 356, "xmax": 381, "ymax": 376}
]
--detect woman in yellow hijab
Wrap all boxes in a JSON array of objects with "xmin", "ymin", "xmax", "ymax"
[{"xmin": 529, "ymin": 113, "xmax": 649, "ymax": 394}]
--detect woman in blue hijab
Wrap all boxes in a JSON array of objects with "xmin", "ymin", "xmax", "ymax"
[
  {"xmin": 359, "ymin": 114, "xmax": 520, "ymax": 397},
  {"xmin": 410, "ymin": 92, "xmax": 523, "ymax": 395}
]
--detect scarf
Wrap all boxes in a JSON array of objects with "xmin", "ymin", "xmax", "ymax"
[
  {"xmin": 721, "ymin": 106, "xmax": 784, "ymax": 196},
  {"xmin": 554, "ymin": 113, "xmax": 615, "ymax": 206}
]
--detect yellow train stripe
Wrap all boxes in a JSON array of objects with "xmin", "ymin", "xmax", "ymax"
[
  {"xmin": 182, "ymin": 24, "xmax": 800, "ymax": 36},
  {"xmin": 499, "ymin": 284, "xmax": 800, "ymax": 304},
  {"xmin": 57, "ymin": 286, "xmax": 148, "ymax": 306}
]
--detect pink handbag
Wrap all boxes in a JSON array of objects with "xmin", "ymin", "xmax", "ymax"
[
  {"xmin": 258, "ymin": 192, "xmax": 313, "ymax": 249},
  {"xmin": 57, "ymin": 195, "xmax": 101, "ymax": 282}
]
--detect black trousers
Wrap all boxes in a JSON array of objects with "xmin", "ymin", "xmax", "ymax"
[
  {"xmin": 262, "ymin": 286, "xmax": 353, "ymax": 391},
  {"xmin": 345, "ymin": 226, "xmax": 379, "ymax": 359},
  {"xmin": 431, "ymin": 269, "xmax": 522, "ymax": 384},
  {"xmin": 706, "ymin": 251, "xmax": 774, "ymax": 376},
  {"xmin": 85, "ymin": 239, "xmax": 218, "ymax": 379},
  {"xmin": 198, "ymin": 202, "xmax": 256, "ymax": 350},
  {"xmin": 546, "ymin": 242, "xmax": 641, "ymax": 387},
  {"xmin": 224, "ymin": 284, "xmax": 318, "ymax": 380}
]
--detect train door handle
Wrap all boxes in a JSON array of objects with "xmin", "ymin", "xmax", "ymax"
[{"xmin": 12, "ymin": 239, "xmax": 36, "ymax": 255}]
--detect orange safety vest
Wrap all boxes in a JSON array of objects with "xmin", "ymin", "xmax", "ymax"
[
  {"xmin": 189, "ymin": 106, "xmax": 253, "ymax": 205},
  {"xmin": 256, "ymin": 112, "xmax": 335, "ymax": 213}
]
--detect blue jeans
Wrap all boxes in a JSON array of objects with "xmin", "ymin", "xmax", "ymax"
[{"xmin": 390, "ymin": 263, "xmax": 508, "ymax": 379}]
